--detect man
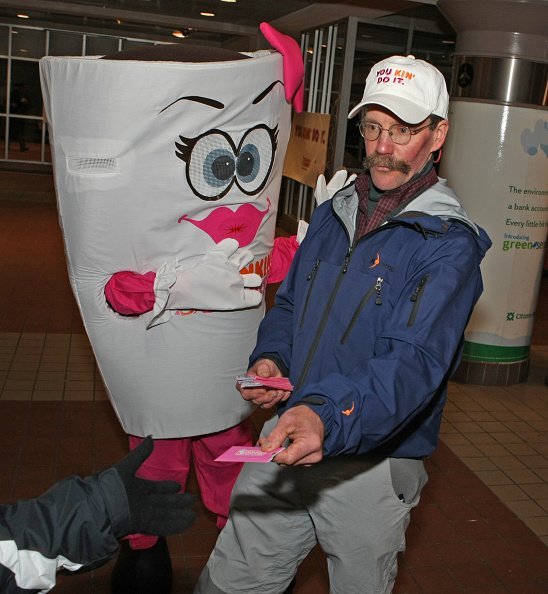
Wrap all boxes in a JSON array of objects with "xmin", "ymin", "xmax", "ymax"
[
  {"xmin": 0, "ymin": 437, "xmax": 196, "ymax": 593},
  {"xmin": 194, "ymin": 55, "xmax": 491, "ymax": 594}
]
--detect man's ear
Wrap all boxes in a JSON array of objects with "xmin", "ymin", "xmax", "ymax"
[{"xmin": 431, "ymin": 120, "xmax": 449, "ymax": 153}]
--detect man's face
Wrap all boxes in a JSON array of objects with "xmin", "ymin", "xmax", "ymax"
[{"xmin": 362, "ymin": 106, "xmax": 448, "ymax": 191}]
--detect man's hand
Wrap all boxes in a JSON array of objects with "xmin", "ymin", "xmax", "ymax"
[
  {"xmin": 237, "ymin": 358, "xmax": 291, "ymax": 409},
  {"xmin": 259, "ymin": 405, "xmax": 325, "ymax": 466}
]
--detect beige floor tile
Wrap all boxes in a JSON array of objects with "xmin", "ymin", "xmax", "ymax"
[
  {"xmin": 438, "ymin": 432, "xmax": 471, "ymax": 445},
  {"xmin": 489, "ymin": 410, "xmax": 521, "ymax": 422},
  {"xmin": 466, "ymin": 410, "xmax": 496, "ymax": 422},
  {"xmin": 64, "ymin": 389, "xmax": 94, "ymax": 401},
  {"xmin": 446, "ymin": 443, "xmax": 485, "ymax": 458},
  {"xmin": 490, "ymin": 456, "xmax": 528, "ymax": 471},
  {"xmin": 32, "ymin": 390, "xmax": 63, "ymax": 401},
  {"xmin": 521, "ymin": 482, "xmax": 548, "ymax": 500},
  {"xmin": 34, "ymin": 380, "xmax": 65, "ymax": 391},
  {"xmin": 474, "ymin": 469, "xmax": 514, "ymax": 486},
  {"xmin": 461, "ymin": 456, "xmax": 498, "ymax": 471},
  {"xmin": 504, "ymin": 468, "xmax": 542, "ymax": 485},
  {"xmin": 3, "ymin": 379, "xmax": 34, "ymax": 391},
  {"xmin": 1, "ymin": 390, "xmax": 32, "ymax": 400},
  {"xmin": 518, "ymin": 454, "xmax": 548, "ymax": 469},
  {"xmin": 475, "ymin": 443, "xmax": 511, "ymax": 457},
  {"xmin": 504, "ymin": 499, "xmax": 546, "ymax": 518},
  {"xmin": 538, "ymin": 500, "xmax": 548, "ymax": 513},
  {"xmin": 522, "ymin": 515, "xmax": 548, "ymax": 537},
  {"xmin": 505, "ymin": 442, "xmax": 542, "ymax": 456},
  {"xmin": 451, "ymin": 421, "xmax": 484, "ymax": 433},
  {"xmin": 533, "ymin": 467, "xmax": 548, "ymax": 482},
  {"xmin": 489, "ymin": 484, "xmax": 530, "ymax": 502}
]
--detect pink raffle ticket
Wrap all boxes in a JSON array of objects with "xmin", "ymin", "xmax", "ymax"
[
  {"xmin": 215, "ymin": 445, "xmax": 285, "ymax": 463},
  {"xmin": 236, "ymin": 375, "xmax": 293, "ymax": 391}
]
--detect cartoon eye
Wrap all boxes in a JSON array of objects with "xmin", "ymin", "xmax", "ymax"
[
  {"xmin": 234, "ymin": 125, "xmax": 276, "ymax": 195},
  {"xmin": 175, "ymin": 125, "xmax": 278, "ymax": 201},
  {"xmin": 182, "ymin": 131, "xmax": 237, "ymax": 201}
]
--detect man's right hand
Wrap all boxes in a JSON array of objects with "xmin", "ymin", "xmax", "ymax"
[{"xmin": 237, "ymin": 359, "xmax": 291, "ymax": 409}]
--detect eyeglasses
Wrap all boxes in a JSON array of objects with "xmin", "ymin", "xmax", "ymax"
[{"xmin": 358, "ymin": 120, "xmax": 432, "ymax": 145}]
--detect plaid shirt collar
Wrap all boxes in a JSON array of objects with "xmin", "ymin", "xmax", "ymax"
[{"xmin": 354, "ymin": 163, "xmax": 438, "ymax": 241}]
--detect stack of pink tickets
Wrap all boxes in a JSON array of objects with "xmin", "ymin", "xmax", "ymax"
[{"xmin": 236, "ymin": 375, "xmax": 293, "ymax": 391}]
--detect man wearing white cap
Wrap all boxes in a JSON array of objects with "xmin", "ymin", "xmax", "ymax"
[{"xmin": 194, "ymin": 55, "xmax": 491, "ymax": 594}]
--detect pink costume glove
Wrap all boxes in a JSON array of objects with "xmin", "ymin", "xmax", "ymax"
[
  {"xmin": 104, "ymin": 239, "xmax": 262, "ymax": 324},
  {"xmin": 268, "ymin": 220, "xmax": 309, "ymax": 284},
  {"xmin": 268, "ymin": 236, "xmax": 299, "ymax": 284},
  {"xmin": 105, "ymin": 271, "xmax": 156, "ymax": 315}
]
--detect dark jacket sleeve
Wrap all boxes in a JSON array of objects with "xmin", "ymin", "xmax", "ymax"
[{"xmin": 0, "ymin": 467, "xmax": 128, "ymax": 593}]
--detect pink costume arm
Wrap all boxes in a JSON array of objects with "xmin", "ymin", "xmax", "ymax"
[
  {"xmin": 104, "ymin": 271, "xmax": 156, "ymax": 315},
  {"xmin": 268, "ymin": 235, "xmax": 299, "ymax": 284}
]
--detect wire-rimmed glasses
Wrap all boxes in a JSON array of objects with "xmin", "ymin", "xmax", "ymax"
[{"xmin": 358, "ymin": 120, "xmax": 432, "ymax": 145}]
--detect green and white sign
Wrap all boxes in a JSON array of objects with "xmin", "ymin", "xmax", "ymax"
[{"xmin": 441, "ymin": 101, "xmax": 548, "ymax": 363}]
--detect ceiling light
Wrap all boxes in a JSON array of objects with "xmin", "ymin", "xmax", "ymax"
[
  {"xmin": 200, "ymin": 12, "xmax": 215, "ymax": 17},
  {"xmin": 220, "ymin": 0, "xmax": 237, "ymax": 3},
  {"xmin": 172, "ymin": 29, "xmax": 192, "ymax": 38},
  {"xmin": 16, "ymin": 13, "xmax": 29, "ymax": 19}
]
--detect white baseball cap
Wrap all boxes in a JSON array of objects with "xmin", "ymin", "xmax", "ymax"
[{"xmin": 348, "ymin": 55, "xmax": 449, "ymax": 124}]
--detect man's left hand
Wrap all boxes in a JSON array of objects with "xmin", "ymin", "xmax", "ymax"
[{"xmin": 259, "ymin": 405, "xmax": 325, "ymax": 466}]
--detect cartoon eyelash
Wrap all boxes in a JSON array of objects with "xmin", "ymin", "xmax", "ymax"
[
  {"xmin": 175, "ymin": 135, "xmax": 195, "ymax": 163},
  {"xmin": 272, "ymin": 125, "xmax": 279, "ymax": 152}
]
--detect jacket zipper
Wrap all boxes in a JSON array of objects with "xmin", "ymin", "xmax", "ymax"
[
  {"xmin": 298, "ymin": 259, "xmax": 320, "ymax": 328},
  {"xmin": 295, "ymin": 261, "xmax": 349, "ymax": 391},
  {"xmin": 294, "ymin": 226, "xmax": 356, "ymax": 390},
  {"xmin": 340, "ymin": 276, "xmax": 383, "ymax": 344},
  {"xmin": 407, "ymin": 275, "xmax": 429, "ymax": 327}
]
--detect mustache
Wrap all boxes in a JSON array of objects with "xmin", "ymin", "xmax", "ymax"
[{"xmin": 363, "ymin": 153, "xmax": 411, "ymax": 175}]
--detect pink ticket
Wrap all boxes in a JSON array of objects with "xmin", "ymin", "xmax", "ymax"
[
  {"xmin": 236, "ymin": 375, "xmax": 293, "ymax": 391},
  {"xmin": 215, "ymin": 445, "xmax": 285, "ymax": 463}
]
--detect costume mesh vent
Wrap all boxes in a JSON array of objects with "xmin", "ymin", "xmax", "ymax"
[{"xmin": 67, "ymin": 157, "xmax": 119, "ymax": 174}]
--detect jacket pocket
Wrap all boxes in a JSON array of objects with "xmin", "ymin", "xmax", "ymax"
[
  {"xmin": 299, "ymin": 259, "xmax": 321, "ymax": 328},
  {"xmin": 340, "ymin": 276, "xmax": 384, "ymax": 344},
  {"xmin": 407, "ymin": 275, "xmax": 429, "ymax": 327}
]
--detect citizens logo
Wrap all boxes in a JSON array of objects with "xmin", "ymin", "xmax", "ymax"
[{"xmin": 506, "ymin": 312, "xmax": 534, "ymax": 321}]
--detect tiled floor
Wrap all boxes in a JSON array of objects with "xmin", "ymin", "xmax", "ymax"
[{"xmin": 1, "ymin": 173, "xmax": 547, "ymax": 593}]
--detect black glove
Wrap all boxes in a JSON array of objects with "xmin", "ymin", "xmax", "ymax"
[{"xmin": 114, "ymin": 436, "xmax": 197, "ymax": 536}]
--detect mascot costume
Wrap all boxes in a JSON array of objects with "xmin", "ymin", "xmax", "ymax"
[{"xmin": 39, "ymin": 22, "xmax": 304, "ymax": 594}]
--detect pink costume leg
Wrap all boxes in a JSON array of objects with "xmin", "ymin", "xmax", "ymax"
[
  {"xmin": 126, "ymin": 435, "xmax": 191, "ymax": 550},
  {"xmin": 192, "ymin": 420, "xmax": 253, "ymax": 530}
]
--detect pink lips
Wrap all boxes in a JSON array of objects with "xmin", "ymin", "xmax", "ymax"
[{"xmin": 179, "ymin": 198, "xmax": 271, "ymax": 247}]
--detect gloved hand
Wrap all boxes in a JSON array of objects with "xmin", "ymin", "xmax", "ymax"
[
  {"xmin": 105, "ymin": 238, "xmax": 262, "ymax": 321},
  {"xmin": 113, "ymin": 437, "xmax": 196, "ymax": 537},
  {"xmin": 314, "ymin": 169, "xmax": 357, "ymax": 206},
  {"xmin": 156, "ymin": 237, "xmax": 262, "ymax": 312}
]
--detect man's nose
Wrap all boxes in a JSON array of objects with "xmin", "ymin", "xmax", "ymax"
[{"xmin": 374, "ymin": 129, "xmax": 395, "ymax": 154}]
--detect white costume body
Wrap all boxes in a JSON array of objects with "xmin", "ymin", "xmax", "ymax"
[{"xmin": 40, "ymin": 50, "xmax": 292, "ymax": 438}]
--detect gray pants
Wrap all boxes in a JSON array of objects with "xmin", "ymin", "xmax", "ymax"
[{"xmin": 194, "ymin": 418, "xmax": 427, "ymax": 594}]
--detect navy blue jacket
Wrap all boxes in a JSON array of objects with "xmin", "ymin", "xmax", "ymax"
[{"xmin": 251, "ymin": 179, "xmax": 491, "ymax": 458}]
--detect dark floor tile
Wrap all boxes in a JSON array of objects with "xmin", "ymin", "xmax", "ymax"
[
  {"xmin": 410, "ymin": 565, "xmax": 462, "ymax": 593},
  {"xmin": 437, "ymin": 540, "xmax": 483, "ymax": 566},
  {"xmin": 449, "ymin": 560, "xmax": 501, "ymax": 588}
]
